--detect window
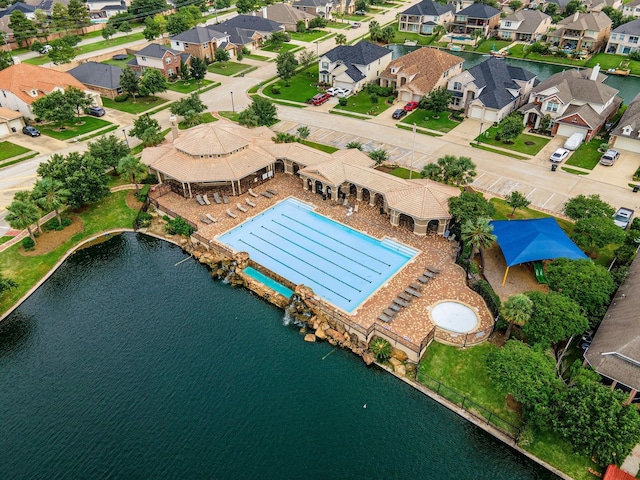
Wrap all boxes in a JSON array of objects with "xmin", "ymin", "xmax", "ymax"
[
  {"xmin": 630, "ymin": 36, "xmax": 639, "ymax": 44},
  {"xmin": 452, "ymin": 97, "xmax": 461, "ymax": 106},
  {"xmin": 321, "ymin": 61, "xmax": 329, "ymax": 69},
  {"xmin": 453, "ymin": 81, "xmax": 462, "ymax": 91},
  {"xmin": 175, "ymin": 41, "xmax": 181, "ymax": 46},
  {"xmin": 546, "ymin": 101, "xmax": 559, "ymax": 112},
  {"xmin": 166, "ymin": 57, "xmax": 172, "ymax": 64},
  {"xmin": 620, "ymin": 35, "xmax": 626, "ymax": 41},
  {"xmin": 168, "ymin": 68, "xmax": 174, "ymax": 76},
  {"xmin": 623, "ymin": 126, "xmax": 632, "ymax": 135},
  {"xmin": 611, "ymin": 33, "xmax": 617, "ymax": 40},
  {"xmin": 141, "ymin": 56, "xmax": 146, "ymax": 61},
  {"xmin": 504, "ymin": 21, "xmax": 511, "ymax": 27}
]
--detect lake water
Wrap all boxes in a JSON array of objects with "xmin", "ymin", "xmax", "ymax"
[
  {"xmin": 388, "ymin": 45, "xmax": 639, "ymax": 104},
  {"xmin": 0, "ymin": 233, "xmax": 558, "ymax": 479}
]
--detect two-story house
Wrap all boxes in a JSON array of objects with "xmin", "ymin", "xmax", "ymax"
[
  {"xmin": 255, "ymin": 4, "xmax": 317, "ymax": 32},
  {"xmin": 127, "ymin": 44, "xmax": 190, "ymax": 79},
  {"xmin": 215, "ymin": 15, "xmax": 286, "ymax": 51},
  {"xmin": 86, "ymin": 0, "xmax": 128, "ymax": 22},
  {"xmin": 451, "ymin": 3, "xmax": 500, "ymax": 37},
  {"xmin": 622, "ymin": 0, "xmax": 640, "ymax": 18},
  {"xmin": 319, "ymin": 41, "xmax": 392, "ymax": 92},
  {"xmin": 447, "ymin": 57, "xmax": 536, "ymax": 122},
  {"xmin": 498, "ymin": 10, "xmax": 552, "ymax": 42},
  {"xmin": 546, "ymin": 12, "xmax": 612, "ymax": 53},
  {"xmin": 292, "ymin": 0, "xmax": 333, "ymax": 19},
  {"xmin": 379, "ymin": 47, "xmax": 463, "ymax": 103},
  {"xmin": 610, "ymin": 92, "xmax": 640, "ymax": 153},
  {"xmin": 0, "ymin": 63, "xmax": 101, "ymax": 119},
  {"xmin": 397, "ymin": 0, "xmax": 455, "ymax": 35},
  {"xmin": 170, "ymin": 26, "xmax": 235, "ymax": 62},
  {"xmin": 519, "ymin": 65, "xmax": 622, "ymax": 140},
  {"xmin": 606, "ymin": 19, "xmax": 640, "ymax": 56}
]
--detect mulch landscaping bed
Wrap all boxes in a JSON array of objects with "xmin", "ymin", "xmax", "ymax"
[{"xmin": 19, "ymin": 216, "xmax": 84, "ymax": 256}]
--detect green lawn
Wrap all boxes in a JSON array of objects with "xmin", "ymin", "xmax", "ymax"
[
  {"xmin": 476, "ymin": 126, "xmax": 550, "ymax": 155},
  {"xmin": 261, "ymin": 43, "xmax": 299, "ymax": 53},
  {"xmin": 333, "ymin": 91, "xmax": 391, "ymax": 116},
  {"xmin": 389, "ymin": 166, "xmax": 421, "ymax": 178},
  {"xmin": 217, "ymin": 111, "xmax": 241, "ymax": 123},
  {"xmin": 102, "ymin": 96, "xmax": 168, "ymax": 114},
  {"xmin": 587, "ymin": 53, "xmax": 640, "ymax": 75},
  {"xmin": 0, "ymin": 190, "xmax": 139, "ymax": 316},
  {"xmin": 561, "ymin": 166, "xmax": 589, "ymax": 175},
  {"xmin": 390, "ymin": 24, "xmax": 437, "ymax": 46},
  {"xmin": 564, "ymin": 139, "xmax": 602, "ymax": 170},
  {"xmin": 178, "ymin": 112, "xmax": 217, "ymax": 130},
  {"xmin": 165, "ymin": 79, "xmax": 213, "ymax": 94},
  {"xmin": 0, "ymin": 141, "xmax": 30, "ymax": 161},
  {"xmin": 101, "ymin": 54, "xmax": 134, "ymax": 68},
  {"xmin": 38, "ymin": 117, "xmax": 113, "ymax": 140},
  {"xmin": 207, "ymin": 61, "xmax": 252, "ymax": 76},
  {"xmin": 490, "ymin": 197, "xmax": 574, "ymax": 233},
  {"xmin": 474, "ymin": 39, "xmax": 513, "ymax": 53},
  {"xmin": 263, "ymin": 65, "xmax": 321, "ymax": 103},
  {"xmin": 520, "ymin": 50, "xmax": 587, "ymax": 67},
  {"xmin": 326, "ymin": 21, "xmax": 352, "ymax": 30},
  {"xmin": 401, "ymin": 109, "xmax": 461, "ymax": 133},
  {"xmin": 299, "ymin": 139, "xmax": 338, "ymax": 153},
  {"xmin": 289, "ymin": 29, "xmax": 329, "ymax": 42},
  {"xmin": 244, "ymin": 53, "xmax": 270, "ymax": 61},
  {"xmin": 506, "ymin": 44, "xmax": 526, "ymax": 58},
  {"xmin": 0, "ymin": 236, "xmax": 12, "ymax": 245}
]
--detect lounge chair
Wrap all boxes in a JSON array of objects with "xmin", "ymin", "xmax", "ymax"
[
  {"xmin": 353, "ymin": 204, "xmax": 359, "ymax": 213},
  {"xmin": 199, "ymin": 214, "xmax": 212, "ymax": 224},
  {"xmin": 203, "ymin": 194, "xmax": 211, "ymax": 205},
  {"xmin": 223, "ymin": 196, "xmax": 229, "ymax": 204},
  {"xmin": 196, "ymin": 194, "xmax": 206, "ymax": 206},
  {"xmin": 378, "ymin": 314, "xmax": 392, "ymax": 323},
  {"xmin": 261, "ymin": 191, "xmax": 273, "ymax": 199},
  {"xmin": 383, "ymin": 308, "xmax": 397, "ymax": 318},
  {"xmin": 410, "ymin": 283, "xmax": 422, "ymax": 291},
  {"xmin": 248, "ymin": 188, "xmax": 259, "ymax": 198},
  {"xmin": 246, "ymin": 198, "xmax": 256, "ymax": 208},
  {"xmin": 206, "ymin": 213, "xmax": 217, "ymax": 223},
  {"xmin": 448, "ymin": 234, "xmax": 456, "ymax": 242},
  {"xmin": 226, "ymin": 209, "xmax": 237, "ymax": 219},
  {"xmin": 213, "ymin": 193, "xmax": 222, "ymax": 204},
  {"xmin": 424, "ymin": 271, "xmax": 435, "ymax": 278},
  {"xmin": 266, "ymin": 188, "xmax": 278, "ymax": 196},
  {"xmin": 405, "ymin": 287, "xmax": 422, "ymax": 298},
  {"xmin": 426, "ymin": 266, "xmax": 441, "ymax": 274},
  {"xmin": 237, "ymin": 203, "xmax": 248, "ymax": 213},
  {"xmin": 418, "ymin": 276, "xmax": 430, "ymax": 284},
  {"xmin": 398, "ymin": 292, "xmax": 413, "ymax": 302},
  {"xmin": 393, "ymin": 297, "xmax": 410, "ymax": 308},
  {"xmin": 388, "ymin": 304, "xmax": 401, "ymax": 312}
]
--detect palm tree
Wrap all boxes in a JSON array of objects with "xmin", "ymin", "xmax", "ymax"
[
  {"xmin": 501, "ymin": 294, "xmax": 533, "ymax": 339},
  {"xmin": 117, "ymin": 155, "xmax": 147, "ymax": 194},
  {"xmin": 32, "ymin": 177, "xmax": 70, "ymax": 226},
  {"xmin": 335, "ymin": 33, "xmax": 347, "ymax": 45},
  {"xmin": 14, "ymin": 190, "xmax": 41, "ymax": 234},
  {"xmin": 448, "ymin": 156, "xmax": 477, "ymax": 186},
  {"xmin": 433, "ymin": 25, "xmax": 445, "ymax": 40},
  {"xmin": 6, "ymin": 195, "xmax": 40, "ymax": 245},
  {"xmin": 420, "ymin": 163, "xmax": 443, "ymax": 181},
  {"xmin": 461, "ymin": 217, "xmax": 496, "ymax": 259}
]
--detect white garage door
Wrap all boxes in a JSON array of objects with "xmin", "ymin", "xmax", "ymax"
[
  {"xmin": 469, "ymin": 106, "xmax": 484, "ymax": 120},
  {"xmin": 556, "ymin": 124, "xmax": 587, "ymax": 138},
  {"xmin": 613, "ymin": 136, "xmax": 640, "ymax": 154},
  {"xmin": 400, "ymin": 91, "xmax": 412, "ymax": 102},
  {"xmin": 0, "ymin": 124, "xmax": 9, "ymax": 137}
]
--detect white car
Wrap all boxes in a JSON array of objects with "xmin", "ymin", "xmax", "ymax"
[
  {"xmin": 337, "ymin": 88, "xmax": 352, "ymax": 98},
  {"xmin": 550, "ymin": 148, "xmax": 570, "ymax": 163},
  {"xmin": 326, "ymin": 87, "xmax": 340, "ymax": 96}
]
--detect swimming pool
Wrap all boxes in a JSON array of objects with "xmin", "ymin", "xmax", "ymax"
[
  {"xmin": 218, "ymin": 198, "xmax": 417, "ymax": 313},
  {"xmin": 243, "ymin": 266, "xmax": 294, "ymax": 298}
]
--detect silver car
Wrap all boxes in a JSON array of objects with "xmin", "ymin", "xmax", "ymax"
[{"xmin": 599, "ymin": 149, "xmax": 620, "ymax": 166}]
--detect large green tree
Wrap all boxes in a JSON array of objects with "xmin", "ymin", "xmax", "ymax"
[
  {"xmin": 500, "ymin": 113, "xmax": 525, "ymax": 143},
  {"xmin": 6, "ymin": 193, "xmax": 40, "ymax": 244},
  {"xmin": 166, "ymin": 12, "xmax": 192, "ymax": 36},
  {"xmin": 238, "ymin": 96, "xmax": 278, "ymax": 127},
  {"xmin": 8, "ymin": 10, "xmax": 36, "ymax": 47},
  {"xmin": 235, "ymin": 0, "xmax": 260, "ymax": 13},
  {"xmin": 32, "ymin": 177, "xmax": 71, "ymax": 226},
  {"xmin": 67, "ymin": 0, "xmax": 90, "ymax": 29},
  {"xmin": 32, "ymin": 90, "xmax": 75, "ymax": 127},
  {"xmin": 88, "ymin": 134, "xmax": 130, "ymax": 171},
  {"xmin": 129, "ymin": 0, "xmax": 169, "ymax": 19},
  {"xmin": 129, "ymin": 114, "xmax": 164, "ymax": 147},
  {"xmin": 64, "ymin": 86, "xmax": 93, "ymax": 120},
  {"xmin": 276, "ymin": 51, "xmax": 298, "ymax": 86},
  {"xmin": 572, "ymin": 215, "xmax": 625, "ymax": 251},
  {"xmin": 501, "ymin": 293, "xmax": 533, "ymax": 339},
  {"xmin": 447, "ymin": 191, "xmax": 495, "ymax": 237},
  {"xmin": 504, "ymin": 191, "xmax": 530, "ymax": 216},
  {"xmin": 117, "ymin": 155, "xmax": 147, "ymax": 193},
  {"xmin": 563, "ymin": 194, "xmax": 615, "ymax": 221},
  {"xmin": 51, "ymin": 2, "xmax": 70, "ymax": 32},
  {"xmin": 48, "ymin": 37, "xmax": 76, "ymax": 64},
  {"xmin": 461, "ymin": 217, "xmax": 496, "ymax": 258},
  {"xmin": 421, "ymin": 154, "xmax": 476, "ymax": 186},
  {"xmin": 419, "ymin": 87, "xmax": 452, "ymax": 117},
  {"xmin": 170, "ymin": 92, "xmax": 206, "ymax": 127},
  {"xmin": 143, "ymin": 16, "xmax": 162, "ymax": 41},
  {"xmin": 546, "ymin": 258, "xmax": 615, "ymax": 322},
  {"xmin": 119, "ymin": 68, "xmax": 140, "ymax": 101},
  {"xmin": 189, "ymin": 56, "xmax": 207, "ymax": 86},
  {"xmin": 140, "ymin": 68, "xmax": 167, "ymax": 99},
  {"xmin": 0, "ymin": 48, "xmax": 13, "ymax": 71}
]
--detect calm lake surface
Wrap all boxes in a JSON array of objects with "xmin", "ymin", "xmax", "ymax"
[
  {"xmin": 0, "ymin": 233, "xmax": 559, "ymax": 479},
  {"xmin": 389, "ymin": 45, "xmax": 640, "ymax": 104}
]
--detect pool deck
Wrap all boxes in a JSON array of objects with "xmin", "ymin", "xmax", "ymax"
[{"xmin": 152, "ymin": 174, "xmax": 495, "ymax": 347}]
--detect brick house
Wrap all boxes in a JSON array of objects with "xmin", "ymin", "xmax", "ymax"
[
  {"xmin": 451, "ymin": 3, "xmax": 500, "ymax": 37},
  {"xmin": 170, "ymin": 26, "xmax": 235, "ymax": 63},
  {"xmin": 127, "ymin": 43, "xmax": 191, "ymax": 79}
]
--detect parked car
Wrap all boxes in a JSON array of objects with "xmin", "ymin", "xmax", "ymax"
[
  {"xmin": 563, "ymin": 132, "xmax": 585, "ymax": 150},
  {"xmin": 40, "ymin": 44, "xmax": 52, "ymax": 54},
  {"xmin": 22, "ymin": 126, "xmax": 40, "ymax": 137},
  {"xmin": 613, "ymin": 207, "xmax": 634, "ymax": 229},
  {"xmin": 392, "ymin": 109, "xmax": 407, "ymax": 119},
  {"xmin": 326, "ymin": 87, "xmax": 340, "ymax": 97},
  {"xmin": 311, "ymin": 93, "xmax": 331, "ymax": 106},
  {"xmin": 351, "ymin": 22, "xmax": 361, "ymax": 28},
  {"xmin": 337, "ymin": 88, "xmax": 352, "ymax": 98},
  {"xmin": 599, "ymin": 149, "xmax": 620, "ymax": 166},
  {"xmin": 355, "ymin": 9, "xmax": 366, "ymax": 14},
  {"xmin": 404, "ymin": 101, "xmax": 419, "ymax": 112},
  {"xmin": 87, "ymin": 106, "xmax": 106, "ymax": 117},
  {"xmin": 549, "ymin": 147, "xmax": 570, "ymax": 163}
]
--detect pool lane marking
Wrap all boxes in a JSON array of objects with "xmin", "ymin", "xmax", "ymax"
[
  {"xmin": 261, "ymin": 224, "xmax": 377, "ymax": 281},
  {"xmin": 237, "ymin": 237, "xmax": 354, "ymax": 303},
  {"xmin": 279, "ymin": 213, "xmax": 393, "ymax": 268}
]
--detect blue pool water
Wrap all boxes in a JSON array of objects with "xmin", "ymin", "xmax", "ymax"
[
  {"xmin": 243, "ymin": 266, "xmax": 294, "ymax": 298},
  {"xmin": 218, "ymin": 198, "xmax": 417, "ymax": 313}
]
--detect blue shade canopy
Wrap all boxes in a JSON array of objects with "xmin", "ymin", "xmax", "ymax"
[{"xmin": 490, "ymin": 218, "xmax": 588, "ymax": 267}]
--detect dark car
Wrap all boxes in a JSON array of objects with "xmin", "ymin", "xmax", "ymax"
[
  {"xmin": 87, "ymin": 106, "xmax": 106, "ymax": 117},
  {"xmin": 22, "ymin": 126, "xmax": 41, "ymax": 137},
  {"xmin": 311, "ymin": 93, "xmax": 331, "ymax": 106},
  {"xmin": 392, "ymin": 109, "xmax": 407, "ymax": 119}
]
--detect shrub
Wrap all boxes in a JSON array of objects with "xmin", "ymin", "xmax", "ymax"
[
  {"xmin": 163, "ymin": 215, "xmax": 195, "ymax": 237},
  {"xmin": 615, "ymin": 244, "xmax": 636, "ymax": 266},
  {"xmin": 114, "ymin": 94, "xmax": 129, "ymax": 102},
  {"xmin": 21, "ymin": 237, "xmax": 35, "ymax": 251},
  {"xmin": 470, "ymin": 279, "xmax": 501, "ymax": 317},
  {"xmin": 633, "ymin": 166, "xmax": 640, "ymax": 181},
  {"xmin": 44, "ymin": 217, "xmax": 72, "ymax": 231},
  {"xmin": 270, "ymin": 84, "xmax": 281, "ymax": 95},
  {"xmin": 142, "ymin": 174, "xmax": 158, "ymax": 184},
  {"xmin": 135, "ymin": 211, "xmax": 153, "ymax": 228},
  {"xmin": 369, "ymin": 337, "xmax": 393, "ymax": 362},
  {"xmin": 555, "ymin": 50, "xmax": 567, "ymax": 58},
  {"xmin": 338, "ymin": 97, "xmax": 347, "ymax": 106}
]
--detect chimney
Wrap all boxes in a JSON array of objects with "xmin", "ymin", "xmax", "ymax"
[
  {"xmin": 590, "ymin": 63, "xmax": 600, "ymax": 81},
  {"xmin": 169, "ymin": 115, "xmax": 179, "ymax": 141}
]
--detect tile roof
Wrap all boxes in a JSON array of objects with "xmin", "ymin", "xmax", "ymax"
[
  {"xmin": 400, "ymin": 0, "xmax": 454, "ymax": 17},
  {"xmin": 0, "ymin": 63, "xmax": 88, "ymax": 105},
  {"xmin": 466, "ymin": 57, "xmax": 536, "ymax": 110},
  {"xmin": 0, "ymin": 106, "xmax": 22, "ymax": 120},
  {"xmin": 456, "ymin": 3, "xmax": 500, "ymax": 19},
  {"xmin": 611, "ymin": 92, "xmax": 640, "ymax": 138},
  {"xmin": 68, "ymin": 61, "xmax": 123, "ymax": 90},
  {"xmin": 173, "ymin": 123, "xmax": 249, "ymax": 156},
  {"xmin": 531, "ymin": 67, "xmax": 618, "ymax": 105},
  {"xmin": 380, "ymin": 47, "xmax": 463, "ymax": 97},
  {"xmin": 611, "ymin": 17, "xmax": 640, "ymax": 35},
  {"xmin": 170, "ymin": 25, "xmax": 228, "ymax": 44}
]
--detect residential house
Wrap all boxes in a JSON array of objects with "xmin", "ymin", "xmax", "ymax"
[
  {"xmin": 397, "ymin": 0, "xmax": 455, "ymax": 35},
  {"xmin": 519, "ymin": 65, "xmax": 622, "ymax": 140},
  {"xmin": 255, "ymin": 4, "xmax": 317, "ymax": 32},
  {"xmin": 498, "ymin": 10, "xmax": 552, "ymax": 42},
  {"xmin": 0, "ymin": 63, "xmax": 101, "ymax": 119},
  {"xmin": 170, "ymin": 26, "xmax": 235, "ymax": 62},
  {"xmin": 0, "ymin": 106, "xmax": 25, "ymax": 137},
  {"xmin": 584, "ymin": 253, "xmax": 640, "ymax": 405},
  {"xmin": 68, "ymin": 61, "xmax": 124, "ymax": 99},
  {"xmin": 86, "ymin": 0, "xmax": 128, "ymax": 22},
  {"xmin": 584, "ymin": 0, "xmax": 622, "ymax": 13},
  {"xmin": 23, "ymin": 0, "xmax": 72, "ymax": 15},
  {"xmin": 546, "ymin": 12, "xmax": 612, "ymax": 53},
  {"xmin": 451, "ymin": 3, "xmax": 500, "ymax": 37},
  {"xmin": 545, "ymin": 0, "xmax": 575, "ymax": 12},
  {"xmin": 622, "ymin": 0, "xmax": 640, "ymax": 18},
  {"xmin": 606, "ymin": 19, "xmax": 640, "ymax": 56},
  {"xmin": 379, "ymin": 47, "xmax": 463, "ymax": 103},
  {"xmin": 0, "ymin": 2, "xmax": 36, "ymax": 20},
  {"xmin": 292, "ymin": 0, "xmax": 333, "ymax": 19},
  {"xmin": 319, "ymin": 41, "xmax": 392, "ymax": 92},
  {"xmin": 447, "ymin": 57, "xmax": 536, "ymax": 122},
  {"xmin": 332, "ymin": 0, "xmax": 356, "ymax": 15},
  {"xmin": 127, "ymin": 43, "xmax": 190, "ymax": 79},
  {"xmin": 610, "ymin": 92, "xmax": 640, "ymax": 153},
  {"xmin": 215, "ymin": 15, "xmax": 285, "ymax": 51}
]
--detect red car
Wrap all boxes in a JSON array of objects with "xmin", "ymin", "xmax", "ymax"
[
  {"xmin": 311, "ymin": 93, "xmax": 331, "ymax": 106},
  {"xmin": 404, "ymin": 101, "xmax": 419, "ymax": 111}
]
